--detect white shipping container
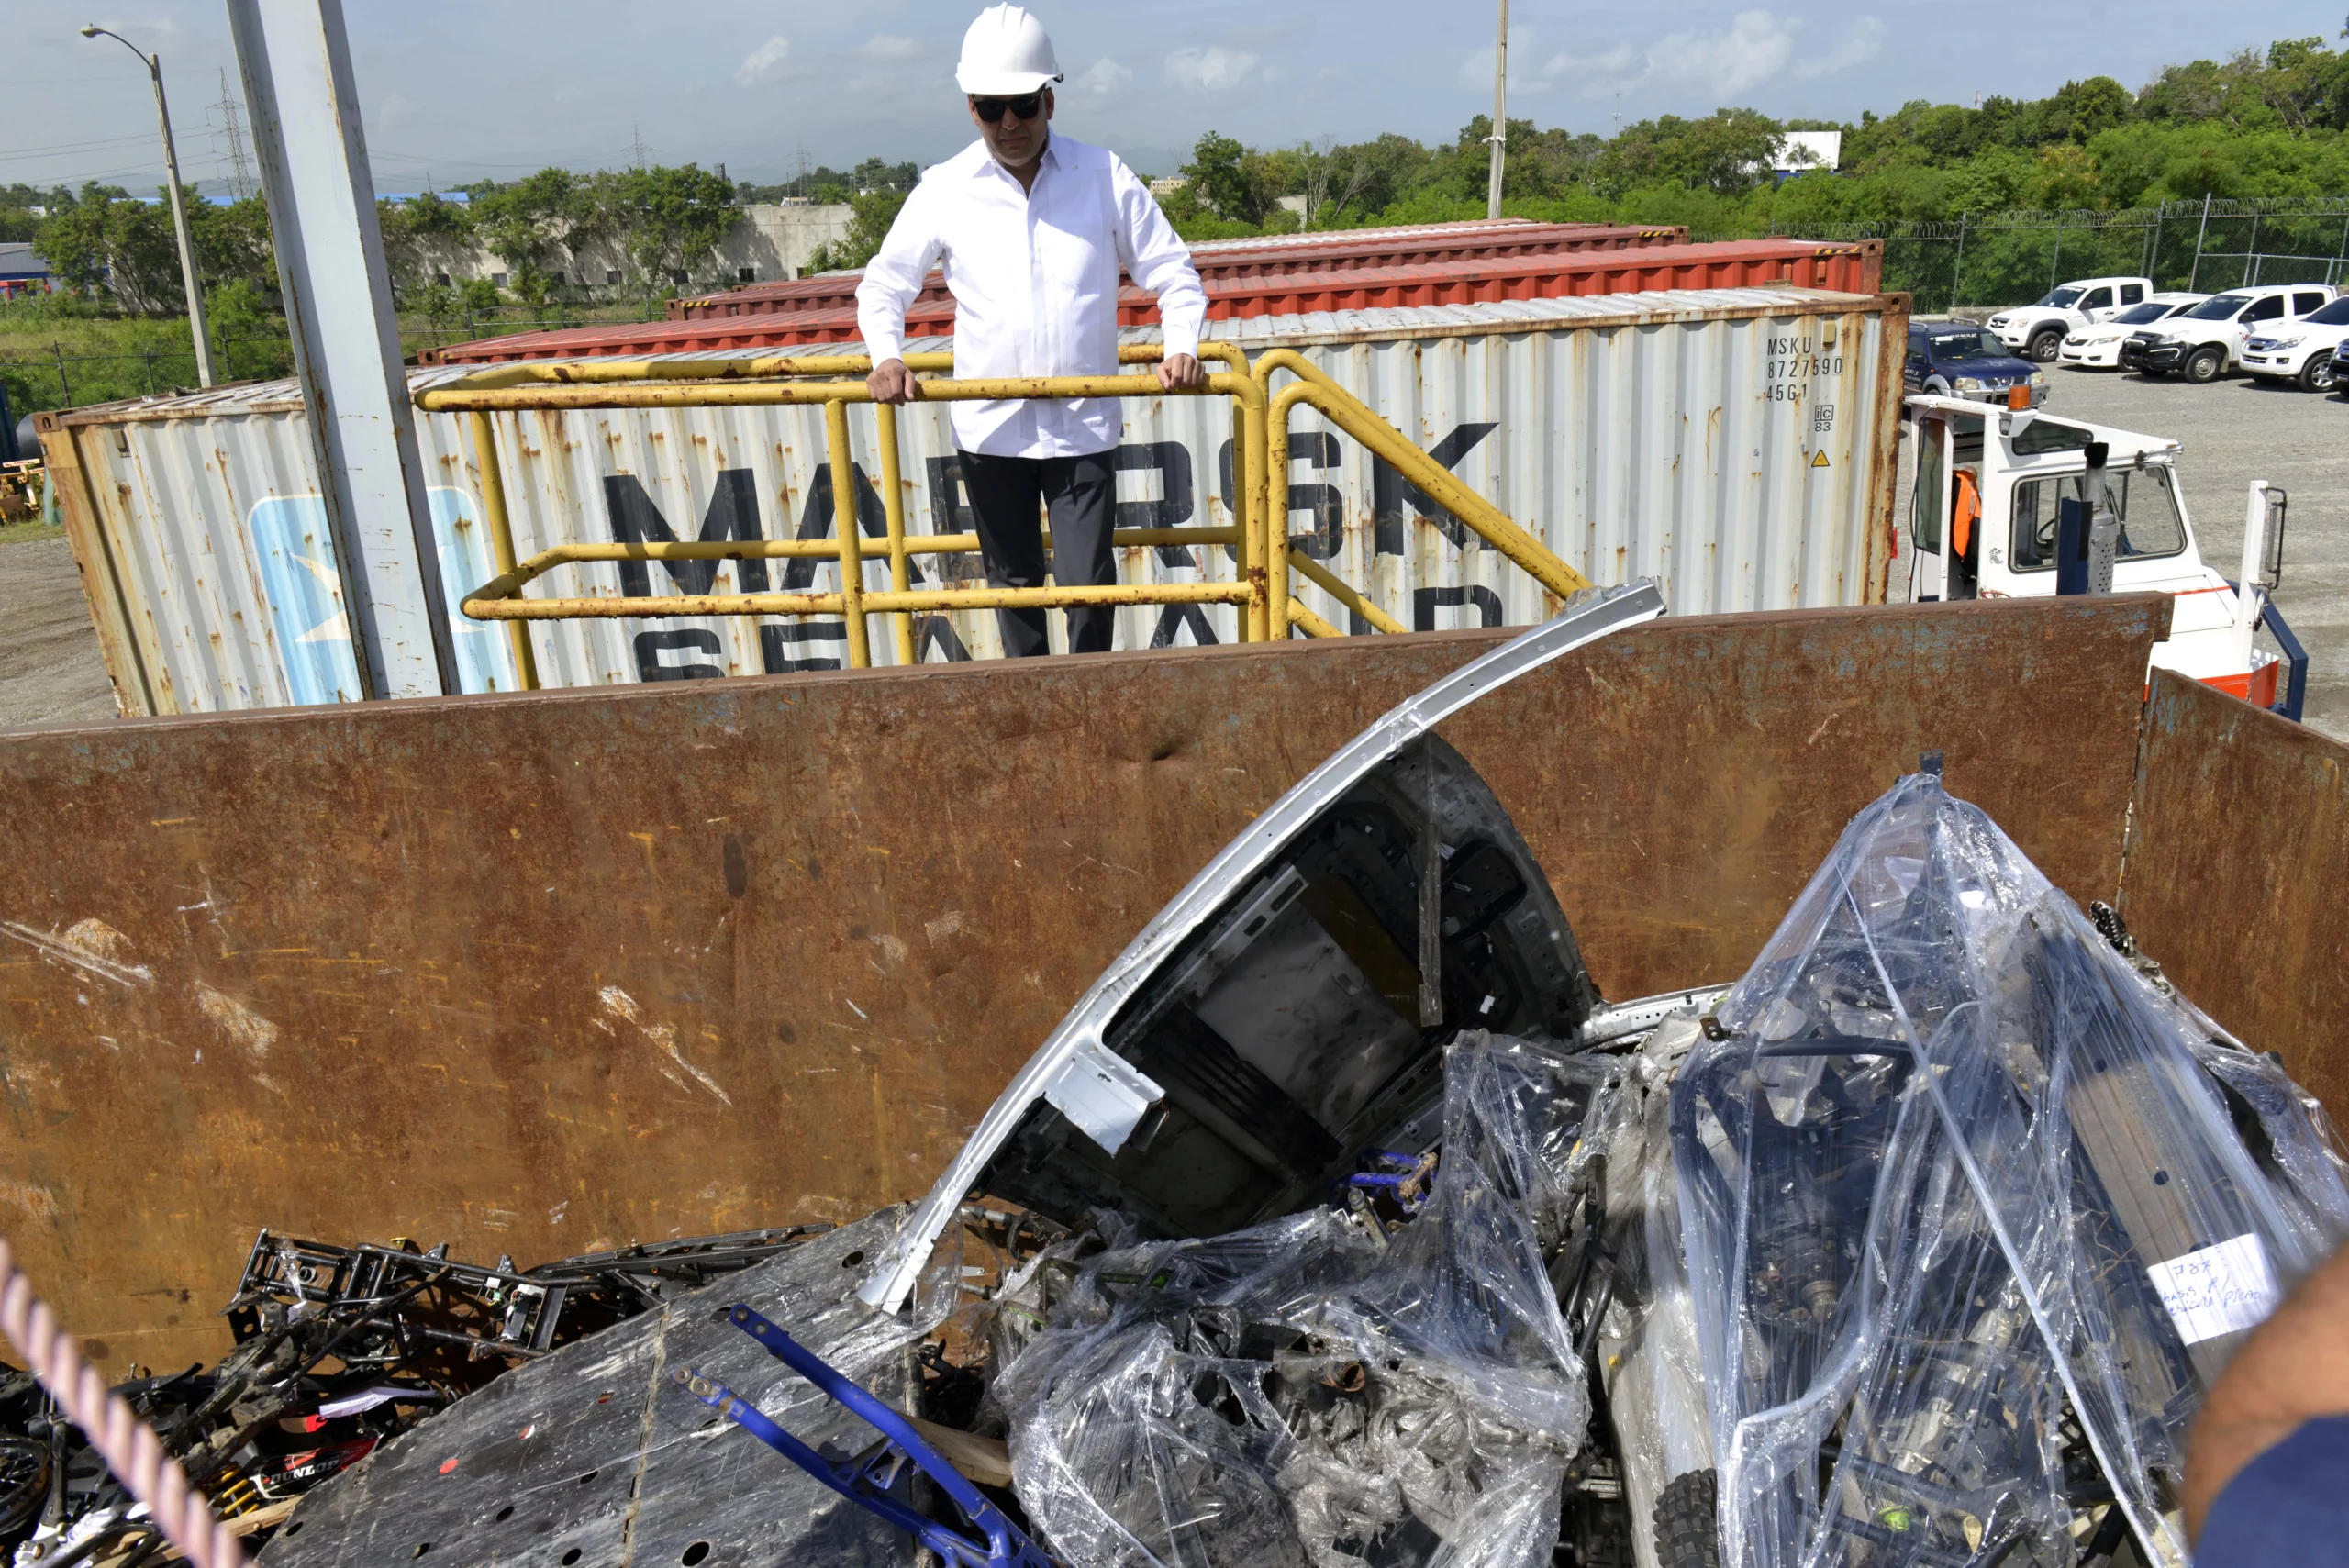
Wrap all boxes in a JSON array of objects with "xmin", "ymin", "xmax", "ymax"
[{"xmin": 39, "ymin": 286, "xmax": 1904, "ymax": 714}]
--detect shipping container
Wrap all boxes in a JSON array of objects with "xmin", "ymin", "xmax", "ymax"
[
  {"xmin": 668, "ymin": 221, "xmax": 1692, "ymax": 322},
  {"xmin": 425, "ymin": 239, "xmax": 1879, "ymax": 366},
  {"xmin": 41, "ymin": 285, "xmax": 1905, "ymax": 714}
]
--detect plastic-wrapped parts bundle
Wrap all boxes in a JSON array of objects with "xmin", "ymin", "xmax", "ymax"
[
  {"xmin": 1669, "ymin": 769, "xmax": 2349, "ymax": 1568},
  {"xmin": 1588, "ymin": 1015, "xmax": 1719, "ymax": 1568},
  {"xmin": 993, "ymin": 1032, "xmax": 1605, "ymax": 1568}
]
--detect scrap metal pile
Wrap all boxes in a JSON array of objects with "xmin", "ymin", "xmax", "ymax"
[
  {"xmin": 20, "ymin": 587, "xmax": 2349, "ymax": 1568},
  {"xmin": 0, "ymin": 1228, "xmax": 827, "ymax": 1568}
]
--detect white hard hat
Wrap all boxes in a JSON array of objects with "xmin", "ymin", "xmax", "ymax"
[{"xmin": 955, "ymin": 5, "xmax": 1063, "ymax": 95}]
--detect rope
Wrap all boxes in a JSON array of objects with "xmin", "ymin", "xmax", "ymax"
[{"xmin": 0, "ymin": 1238, "xmax": 243, "ymax": 1568}]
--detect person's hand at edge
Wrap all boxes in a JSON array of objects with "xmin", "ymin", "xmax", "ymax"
[
  {"xmin": 1157, "ymin": 353, "xmax": 1206, "ymax": 393},
  {"xmin": 868, "ymin": 359, "xmax": 917, "ymax": 405}
]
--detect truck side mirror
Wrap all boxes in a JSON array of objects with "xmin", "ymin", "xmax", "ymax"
[{"xmin": 2261, "ymin": 488, "xmax": 2288, "ymax": 590}]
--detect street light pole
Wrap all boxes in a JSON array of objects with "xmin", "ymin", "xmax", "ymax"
[
  {"xmin": 81, "ymin": 25, "xmax": 217, "ymax": 387},
  {"xmin": 1486, "ymin": 0, "xmax": 1508, "ymax": 220}
]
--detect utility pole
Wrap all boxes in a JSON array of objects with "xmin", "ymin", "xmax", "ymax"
[
  {"xmin": 81, "ymin": 24, "xmax": 216, "ymax": 387},
  {"xmin": 1485, "ymin": 0, "xmax": 1508, "ymax": 220},
  {"xmin": 217, "ymin": 69, "xmax": 255, "ymax": 199}
]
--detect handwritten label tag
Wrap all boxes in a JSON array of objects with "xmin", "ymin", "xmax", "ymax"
[{"xmin": 2145, "ymin": 1234, "xmax": 2278, "ymax": 1345}]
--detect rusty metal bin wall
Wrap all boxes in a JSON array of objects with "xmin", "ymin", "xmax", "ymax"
[
  {"xmin": 0, "ymin": 595, "xmax": 2169, "ymax": 1376},
  {"xmin": 45, "ymin": 288, "xmax": 1902, "ymax": 716}
]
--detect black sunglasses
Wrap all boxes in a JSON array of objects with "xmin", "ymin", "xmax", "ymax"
[{"xmin": 971, "ymin": 92, "xmax": 1044, "ymax": 123}]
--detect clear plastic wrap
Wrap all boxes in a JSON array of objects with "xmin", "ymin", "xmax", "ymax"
[
  {"xmin": 1670, "ymin": 771, "xmax": 2349, "ymax": 1568},
  {"xmin": 1592, "ymin": 1015, "xmax": 1718, "ymax": 1568},
  {"xmin": 995, "ymin": 1031, "xmax": 1600, "ymax": 1568}
]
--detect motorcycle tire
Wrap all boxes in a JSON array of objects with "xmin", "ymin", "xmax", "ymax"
[{"xmin": 1654, "ymin": 1469, "xmax": 1721, "ymax": 1568}]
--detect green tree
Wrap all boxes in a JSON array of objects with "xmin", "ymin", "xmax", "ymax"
[
  {"xmin": 377, "ymin": 191, "xmax": 474, "ymax": 300},
  {"xmin": 805, "ymin": 189, "xmax": 909, "ymax": 272},
  {"xmin": 1184, "ymin": 132, "xmax": 1271, "ymax": 224},
  {"xmin": 36, "ymin": 189, "xmax": 184, "ymax": 315},
  {"xmin": 607, "ymin": 163, "xmax": 740, "ymax": 293}
]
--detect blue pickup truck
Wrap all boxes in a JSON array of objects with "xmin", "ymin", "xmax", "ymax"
[{"xmin": 1903, "ymin": 321, "xmax": 2049, "ymax": 406}]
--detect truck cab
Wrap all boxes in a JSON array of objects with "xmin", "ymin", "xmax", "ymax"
[
  {"xmin": 1902, "ymin": 395, "xmax": 2285, "ymax": 706},
  {"xmin": 1987, "ymin": 276, "xmax": 2153, "ymax": 362}
]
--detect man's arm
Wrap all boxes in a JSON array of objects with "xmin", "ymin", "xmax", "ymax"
[
  {"xmin": 2186, "ymin": 1240, "xmax": 2349, "ymax": 1543},
  {"xmin": 1110, "ymin": 158, "xmax": 1208, "ymax": 392},
  {"xmin": 855, "ymin": 182, "xmax": 944, "ymax": 405}
]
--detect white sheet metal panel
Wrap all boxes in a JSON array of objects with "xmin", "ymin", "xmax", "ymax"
[{"xmin": 56, "ymin": 287, "xmax": 1898, "ymax": 711}]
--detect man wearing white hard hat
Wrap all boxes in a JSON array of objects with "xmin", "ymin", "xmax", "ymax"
[{"xmin": 856, "ymin": 5, "xmax": 1208, "ymax": 658}]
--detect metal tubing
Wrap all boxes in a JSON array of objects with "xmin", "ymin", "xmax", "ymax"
[
  {"xmin": 875, "ymin": 402, "xmax": 916, "ymax": 666},
  {"xmin": 462, "ymin": 581, "xmax": 1251, "ymax": 622},
  {"xmin": 467, "ymin": 410, "xmax": 540, "ymax": 689},
  {"xmin": 436, "ymin": 362, "xmax": 1270, "ymax": 649},
  {"xmin": 1266, "ymin": 374, "xmax": 1593, "ymax": 604},
  {"xmin": 1286, "ymin": 600, "xmax": 1342, "ymax": 639},
  {"xmin": 429, "ymin": 343, "xmax": 1246, "ymax": 395},
  {"xmin": 1291, "ymin": 550, "xmax": 1408, "ymax": 635},
  {"xmin": 823, "ymin": 397, "xmax": 871, "ymax": 668}
]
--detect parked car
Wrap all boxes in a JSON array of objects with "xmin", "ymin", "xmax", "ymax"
[
  {"xmin": 1903, "ymin": 320, "xmax": 2048, "ymax": 406},
  {"xmin": 1987, "ymin": 276, "xmax": 2154, "ymax": 361},
  {"xmin": 2121, "ymin": 284, "xmax": 2340, "ymax": 382},
  {"xmin": 2059, "ymin": 294, "xmax": 2208, "ymax": 369},
  {"xmin": 2239, "ymin": 295, "xmax": 2349, "ymax": 391}
]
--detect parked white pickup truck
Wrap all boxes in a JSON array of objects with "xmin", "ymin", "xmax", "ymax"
[
  {"xmin": 1987, "ymin": 276, "xmax": 2154, "ymax": 362},
  {"xmin": 2120, "ymin": 284, "xmax": 2340, "ymax": 383},
  {"xmin": 2239, "ymin": 295, "xmax": 2349, "ymax": 391}
]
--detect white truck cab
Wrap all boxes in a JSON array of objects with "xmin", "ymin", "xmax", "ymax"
[
  {"xmin": 1987, "ymin": 276, "xmax": 2154, "ymax": 361},
  {"xmin": 1902, "ymin": 395, "xmax": 2292, "ymax": 709},
  {"xmin": 2123, "ymin": 284, "xmax": 2339, "ymax": 382}
]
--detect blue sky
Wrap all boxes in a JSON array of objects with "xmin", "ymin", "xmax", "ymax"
[{"xmin": 2, "ymin": 0, "xmax": 2337, "ymax": 192}]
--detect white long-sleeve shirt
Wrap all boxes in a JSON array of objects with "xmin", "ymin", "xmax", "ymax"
[{"xmin": 854, "ymin": 132, "xmax": 1208, "ymax": 459}]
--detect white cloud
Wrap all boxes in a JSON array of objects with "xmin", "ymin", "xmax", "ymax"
[
  {"xmin": 857, "ymin": 34, "xmax": 924, "ymax": 62},
  {"xmin": 1533, "ymin": 11, "xmax": 1882, "ymax": 101},
  {"xmin": 1801, "ymin": 17, "xmax": 1886, "ymax": 78},
  {"xmin": 1164, "ymin": 45, "xmax": 1261, "ymax": 92},
  {"xmin": 732, "ymin": 35, "xmax": 792, "ymax": 89},
  {"xmin": 1073, "ymin": 58, "xmax": 1134, "ymax": 96}
]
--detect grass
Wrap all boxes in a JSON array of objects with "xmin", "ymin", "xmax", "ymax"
[{"xmin": 0, "ymin": 519, "xmax": 64, "ymax": 548}]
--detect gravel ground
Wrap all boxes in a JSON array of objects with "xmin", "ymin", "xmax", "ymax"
[
  {"xmin": 3, "ymin": 364, "xmax": 2342, "ymax": 736},
  {"xmin": 0, "ymin": 534, "xmax": 120, "ymax": 728}
]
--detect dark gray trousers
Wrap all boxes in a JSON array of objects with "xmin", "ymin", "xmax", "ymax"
[{"xmin": 958, "ymin": 448, "xmax": 1117, "ymax": 657}]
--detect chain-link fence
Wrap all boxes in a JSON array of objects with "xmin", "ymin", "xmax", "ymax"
[{"xmin": 1768, "ymin": 197, "xmax": 2349, "ymax": 314}]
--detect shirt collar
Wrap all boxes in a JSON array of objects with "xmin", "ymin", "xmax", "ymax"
[{"xmin": 971, "ymin": 128, "xmax": 1058, "ymax": 183}]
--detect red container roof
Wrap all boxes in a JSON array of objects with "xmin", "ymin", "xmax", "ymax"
[{"xmin": 424, "ymin": 239, "xmax": 1882, "ymax": 366}]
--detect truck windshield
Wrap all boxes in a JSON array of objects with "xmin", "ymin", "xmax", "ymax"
[
  {"xmin": 1929, "ymin": 328, "xmax": 2006, "ymax": 361},
  {"xmin": 2183, "ymin": 295, "xmax": 2251, "ymax": 320},
  {"xmin": 2035, "ymin": 287, "xmax": 2085, "ymax": 307},
  {"xmin": 2112, "ymin": 303, "xmax": 2172, "ymax": 325},
  {"xmin": 2303, "ymin": 297, "xmax": 2349, "ymax": 326},
  {"xmin": 2009, "ymin": 464, "xmax": 2188, "ymax": 570}
]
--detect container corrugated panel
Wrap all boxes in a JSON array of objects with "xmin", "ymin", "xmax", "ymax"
[
  {"xmin": 50, "ymin": 286, "xmax": 1904, "ymax": 712},
  {"xmin": 429, "ymin": 239, "xmax": 1881, "ymax": 366},
  {"xmin": 668, "ymin": 221, "xmax": 1690, "ymax": 321}
]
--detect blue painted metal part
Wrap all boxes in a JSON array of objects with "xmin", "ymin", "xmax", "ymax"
[
  {"xmin": 2260, "ymin": 597, "xmax": 2310, "ymax": 723},
  {"xmin": 669, "ymin": 1305, "xmax": 1052, "ymax": 1568}
]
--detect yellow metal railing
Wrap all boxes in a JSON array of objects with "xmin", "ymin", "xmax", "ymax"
[
  {"xmin": 1247, "ymin": 350, "xmax": 1593, "ymax": 639},
  {"xmin": 418, "ymin": 339, "xmax": 1594, "ymax": 681}
]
